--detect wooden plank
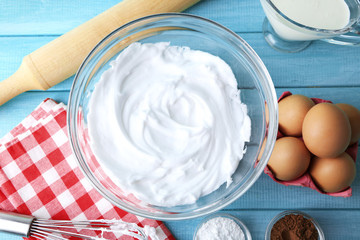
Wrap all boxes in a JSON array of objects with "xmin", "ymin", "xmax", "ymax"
[
  {"xmin": 1, "ymin": 210, "xmax": 359, "ymax": 239},
  {"xmin": 0, "ymin": 0, "xmax": 263, "ymax": 35},
  {"xmin": 0, "ymin": 36, "xmax": 75, "ymax": 91},
  {"xmin": 1, "ymin": 1, "xmax": 359, "ymax": 240},
  {"xmin": 1, "ymin": 87, "xmax": 359, "ymax": 210},
  {"xmin": 226, "ymin": 156, "xmax": 360, "ymax": 210},
  {"xmin": 0, "ymin": 232, "xmax": 19, "ymax": 240},
  {"xmin": 226, "ymin": 87, "xmax": 360, "ymax": 210},
  {"xmin": 0, "ymin": 91, "xmax": 69, "ymax": 137},
  {"xmin": 274, "ymin": 87, "xmax": 360, "ymax": 108},
  {"xmin": 165, "ymin": 209, "xmax": 360, "ymax": 240},
  {"xmin": 2, "ymin": 88, "xmax": 360, "ymax": 137},
  {"xmin": 0, "ymin": 0, "xmax": 120, "ymax": 35},
  {"xmin": 1, "ymin": 34, "xmax": 359, "ymax": 93},
  {"xmin": 243, "ymin": 34, "xmax": 360, "ymax": 88},
  {"xmin": 0, "ymin": 209, "xmax": 359, "ymax": 239}
]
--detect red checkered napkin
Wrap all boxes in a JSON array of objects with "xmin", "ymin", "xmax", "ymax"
[{"xmin": 0, "ymin": 99, "xmax": 174, "ymax": 240}]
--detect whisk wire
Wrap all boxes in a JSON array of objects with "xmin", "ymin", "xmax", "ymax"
[
  {"xmin": 31, "ymin": 219, "xmax": 148, "ymax": 239},
  {"xmin": 31, "ymin": 229, "xmax": 69, "ymax": 240},
  {"xmin": 34, "ymin": 219, "xmax": 112, "ymax": 228},
  {"xmin": 31, "ymin": 223, "xmax": 97, "ymax": 239},
  {"xmin": 0, "ymin": 210, "xmax": 149, "ymax": 240}
]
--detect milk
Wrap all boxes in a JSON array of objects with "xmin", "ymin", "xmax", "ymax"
[{"xmin": 262, "ymin": 0, "xmax": 350, "ymax": 41}]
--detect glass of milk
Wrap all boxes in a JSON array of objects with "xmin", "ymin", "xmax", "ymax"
[{"xmin": 260, "ymin": 0, "xmax": 360, "ymax": 52}]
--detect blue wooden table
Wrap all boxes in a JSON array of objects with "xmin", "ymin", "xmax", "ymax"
[{"xmin": 1, "ymin": 0, "xmax": 359, "ymax": 239}]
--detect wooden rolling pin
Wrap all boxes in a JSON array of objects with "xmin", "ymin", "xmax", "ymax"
[{"xmin": 0, "ymin": 0, "xmax": 200, "ymax": 106}]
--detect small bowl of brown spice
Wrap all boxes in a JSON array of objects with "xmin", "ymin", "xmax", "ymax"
[{"xmin": 265, "ymin": 210, "xmax": 325, "ymax": 240}]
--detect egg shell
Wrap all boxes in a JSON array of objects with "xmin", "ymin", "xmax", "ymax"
[
  {"xmin": 267, "ymin": 137, "xmax": 311, "ymax": 181},
  {"xmin": 336, "ymin": 103, "xmax": 360, "ymax": 145},
  {"xmin": 278, "ymin": 94, "xmax": 315, "ymax": 136},
  {"xmin": 309, "ymin": 152, "xmax": 356, "ymax": 193},
  {"xmin": 302, "ymin": 103, "xmax": 351, "ymax": 158}
]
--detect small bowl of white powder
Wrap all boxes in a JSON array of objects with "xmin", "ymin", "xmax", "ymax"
[{"xmin": 193, "ymin": 213, "xmax": 252, "ymax": 240}]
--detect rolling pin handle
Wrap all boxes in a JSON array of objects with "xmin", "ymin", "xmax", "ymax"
[
  {"xmin": 0, "ymin": 58, "xmax": 46, "ymax": 106},
  {"xmin": 0, "ymin": 0, "xmax": 200, "ymax": 106}
]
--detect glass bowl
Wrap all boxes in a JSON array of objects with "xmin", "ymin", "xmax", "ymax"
[
  {"xmin": 193, "ymin": 213, "xmax": 252, "ymax": 240},
  {"xmin": 67, "ymin": 13, "xmax": 278, "ymax": 220},
  {"xmin": 265, "ymin": 210, "xmax": 325, "ymax": 240}
]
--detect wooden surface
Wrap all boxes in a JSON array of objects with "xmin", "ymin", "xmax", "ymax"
[
  {"xmin": 0, "ymin": 0, "xmax": 201, "ymax": 105},
  {"xmin": 1, "ymin": 0, "xmax": 359, "ymax": 239}
]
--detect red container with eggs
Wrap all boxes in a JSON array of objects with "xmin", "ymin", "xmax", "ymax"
[{"xmin": 263, "ymin": 91, "xmax": 358, "ymax": 197}]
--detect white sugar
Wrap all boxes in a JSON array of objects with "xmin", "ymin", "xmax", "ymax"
[{"xmin": 195, "ymin": 217, "xmax": 245, "ymax": 240}]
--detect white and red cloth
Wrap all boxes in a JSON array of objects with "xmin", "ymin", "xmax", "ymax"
[{"xmin": 0, "ymin": 99, "xmax": 174, "ymax": 240}]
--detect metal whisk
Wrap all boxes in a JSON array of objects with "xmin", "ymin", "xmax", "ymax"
[{"xmin": 0, "ymin": 210, "xmax": 148, "ymax": 240}]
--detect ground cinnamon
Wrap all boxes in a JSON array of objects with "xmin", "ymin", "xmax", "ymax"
[{"xmin": 270, "ymin": 214, "xmax": 319, "ymax": 240}]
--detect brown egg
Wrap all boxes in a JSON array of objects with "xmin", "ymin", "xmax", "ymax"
[
  {"xmin": 302, "ymin": 103, "xmax": 351, "ymax": 158},
  {"xmin": 267, "ymin": 137, "xmax": 311, "ymax": 181},
  {"xmin": 309, "ymin": 152, "xmax": 356, "ymax": 193},
  {"xmin": 278, "ymin": 94, "xmax": 315, "ymax": 136},
  {"xmin": 336, "ymin": 103, "xmax": 360, "ymax": 145}
]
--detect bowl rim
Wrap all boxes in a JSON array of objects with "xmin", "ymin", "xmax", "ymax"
[
  {"xmin": 68, "ymin": 12, "xmax": 278, "ymax": 220},
  {"xmin": 264, "ymin": 210, "xmax": 325, "ymax": 240}
]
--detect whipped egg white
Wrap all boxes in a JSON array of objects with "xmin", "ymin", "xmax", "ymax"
[{"xmin": 87, "ymin": 42, "xmax": 251, "ymax": 206}]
